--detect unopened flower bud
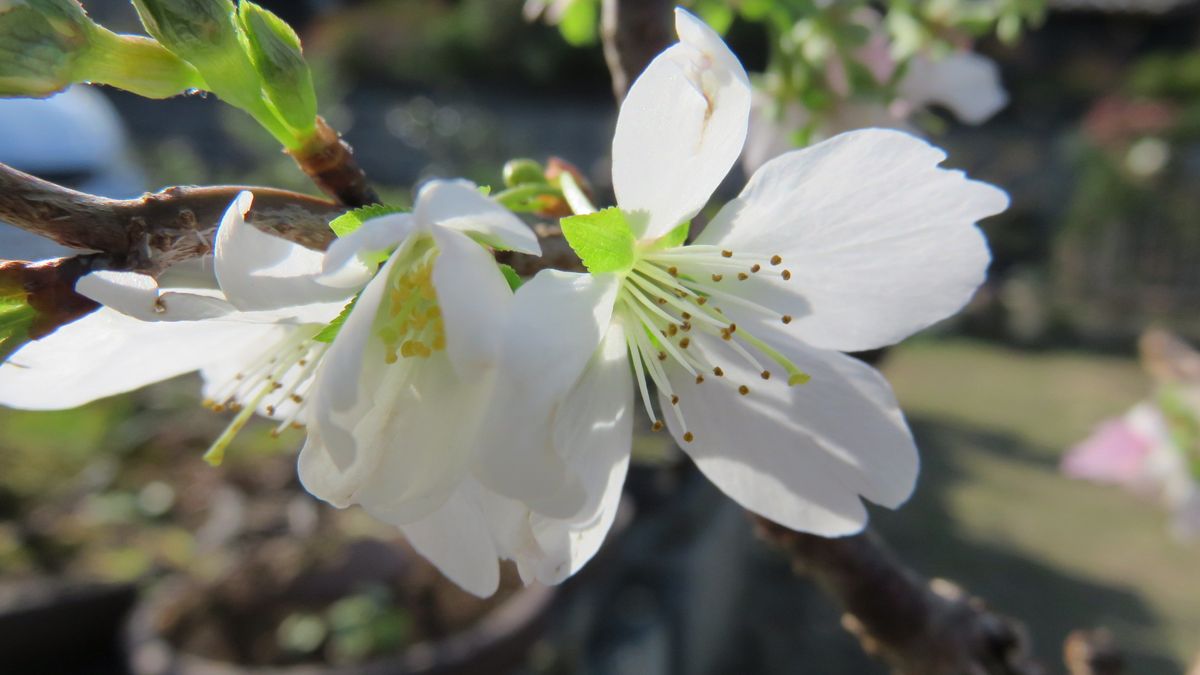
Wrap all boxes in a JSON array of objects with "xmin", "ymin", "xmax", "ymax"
[
  {"xmin": 130, "ymin": 0, "xmax": 265, "ymax": 110},
  {"xmin": 502, "ymin": 158, "xmax": 545, "ymax": 188},
  {"xmin": 237, "ymin": 1, "xmax": 316, "ymax": 135},
  {"xmin": 0, "ymin": 0, "xmax": 92, "ymax": 97}
]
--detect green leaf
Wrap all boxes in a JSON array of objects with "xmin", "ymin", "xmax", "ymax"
[
  {"xmin": 0, "ymin": 294, "xmax": 37, "ymax": 364},
  {"xmin": 498, "ymin": 264, "xmax": 523, "ymax": 291},
  {"xmin": 313, "ymin": 294, "xmax": 359, "ymax": 344},
  {"xmin": 237, "ymin": 1, "xmax": 316, "ymax": 135},
  {"xmin": 329, "ymin": 204, "xmax": 407, "ymax": 238},
  {"xmin": 558, "ymin": 0, "xmax": 597, "ymax": 46},
  {"xmin": 651, "ymin": 220, "xmax": 690, "ymax": 251},
  {"xmin": 560, "ymin": 207, "xmax": 636, "ymax": 274}
]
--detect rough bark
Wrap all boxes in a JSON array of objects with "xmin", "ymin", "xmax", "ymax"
[{"xmin": 0, "ymin": 161, "xmax": 343, "ymax": 273}]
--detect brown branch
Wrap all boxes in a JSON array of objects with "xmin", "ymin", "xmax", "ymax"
[
  {"xmin": 0, "ymin": 161, "xmax": 343, "ymax": 273},
  {"xmin": 600, "ymin": 0, "xmax": 675, "ymax": 103},
  {"xmin": 754, "ymin": 518, "xmax": 1046, "ymax": 675},
  {"xmin": 286, "ymin": 117, "xmax": 380, "ymax": 208}
]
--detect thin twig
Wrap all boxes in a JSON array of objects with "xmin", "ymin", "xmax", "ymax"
[
  {"xmin": 286, "ymin": 116, "xmax": 380, "ymax": 207},
  {"xmin": 0, "ymin": 161, "xmax": 342, "ymax": 273},
  {"xmin": 753, "ymin": 518, "xmax": 1046, "ymax": 675}
]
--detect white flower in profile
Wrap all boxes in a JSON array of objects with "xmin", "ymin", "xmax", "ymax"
[
  {"xmin": 0, "ymin": 192, "xmax": 356, "ymax": 459},
  {"xmin": 743, "ymin": 10, "xmax": 1008, "ymax": 173},
  {"xmin": 476, "ymin": 8, "xmax": 1008, "ymax": 553},
  {"xmin": 296, "ymin": 179, "xmax": 577, "ymax": 597}
]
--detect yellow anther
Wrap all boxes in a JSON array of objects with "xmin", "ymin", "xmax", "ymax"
[
  {"xmin": 721, "ymin": 250, "xmax": 733, "ymax": 258},
  {"xmin": 738, "ymin": 385, "xmax": 750, "ymax": 396},
  {"xmin": 683, "ymin": 431, "xmax": 695, "ymax": 442},
  {"xmin": 781, "ymin": 315, "xmax": 793, "ymax": 324},
  {"xmin": 782, "ymin": 269, "xmax": 792, "ymax": 281},
  {"xmin": 770, "ymin": 255, "xmax": 782, "ymax": 265}
]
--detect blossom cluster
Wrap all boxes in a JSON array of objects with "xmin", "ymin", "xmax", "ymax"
[{"xmin": 0, "ymin": 10, "xmax": 1007, "ymax": 596}]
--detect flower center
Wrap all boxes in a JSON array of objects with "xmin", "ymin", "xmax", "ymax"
[
  {"xmin": 376, "ymin": 249, "xmax": 445, "ymax": 364},
  {"xmin": 615, "ymin": 244, "xmax": 808, "ymax": 443},
  {"xmin": 202, "ymin": 324, "xmax": 330, "ymax": 464}
]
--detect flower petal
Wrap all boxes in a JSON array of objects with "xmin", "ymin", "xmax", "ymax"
[
  {"xmin": 698, "ymin": 128, "xmax": 1007, "ymax": 353},
  {"xmin": 77, "ymin": 271, "xmax": 234, "ymax": 322},
  {"xmin": 430, "ymin": 226, "xmax": 513, "ymax": 378},
  {"xmin": 661, "ymin": 334, "xmax": 918, "ymax": 536},
  {"xmin": 320, "ymin": 212, "xmax": 415, "ymax": 289},
  {"xmin": 473, "ymin": 270, "xmax": 620, "ymax": 518},
  {"xmin": 0, "ymin": 307, "xmax": 266, "ymax": 409},
  {"xmin": 900, "ymin": 52, "xmax": 1007, "ymax": 125},
  {"xmin": 611, "ymin": 8, "xmax": 751, "ymax": 241},
  {"xmin": 214, "ymin": 191, "xmax": 352, "ymax": 311},
  {"xmin": 304, "ymin": 251, "xmax": 404, "ymax": 474},
  {"xmin": 527, "ymin": 321, "xmax": 634, "ymax": 584},
  {"xmin": 397, "ymin": 482, "xmax": 503, "ymax": 598},
  {"xmin": 416, "ymin": 179, "xmax": 540, "ymax": 255}
]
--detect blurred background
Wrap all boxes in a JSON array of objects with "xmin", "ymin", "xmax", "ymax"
[{"xmin": 1, "ymin": 0, "xmax": 1200, "ymax": 673}]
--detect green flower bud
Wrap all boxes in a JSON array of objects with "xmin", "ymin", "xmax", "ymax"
[
  {"xmin": 0, "ymin": 0, "xmax": 92, "ymax": 97},
  {"xmin": 130, "ymin": 0, "xmax": 239, "ymax": 61},
  {"xmin": 502, "ymin": 158, "xmax": 546, "ymax": 188},
  {"xmin": 237, "ymin": 1, "xmax": 316, "ymax": 135},
  {"xmin": 129, "ymin": 0, "xmax": 263, "ymax": 111},
  {"xmin": 0, "ymin": 0, "xmax": 198, "ymax": 99}
]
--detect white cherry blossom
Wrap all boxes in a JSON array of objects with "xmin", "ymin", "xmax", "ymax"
[{"xmin": 481, "ymin": 9, "xmax": 1008, "ymax": 548}]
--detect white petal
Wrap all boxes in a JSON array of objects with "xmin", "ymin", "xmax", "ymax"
[
  {"xmin": 473, "ymin": 271, "xmax": 620, "ymax": 518},
  {"xmin": 415, "ymin": 179, "xmax": 540, "ymax": 255},
  {"xmin": 430, "ymin": 226, "xmax": 512, "ymax": 378},
  {"xmin": 301, "ymin": 242, "xmax": 498, "ymax": 523},
  {"xmin": 611, "ymin": 8, "xmax": 751, "ymax": 241},
  {"xmin": 320, "ymin": 213, "xmax": 415, "ymax": 289},
  {"xmin": 528, "ymin": 322, "xmax": 634, "ymax": 584},
  {"xmin": 662, "ymin": 335, "xmax": 918, "ymax": 536},
  {"xmin": 900, "ymin": 52, "xmax": 1007, "ymax": 125},
  {"xmin": 0, "ymin": 307, "xmax": 266, "ymax": 409},
  {"xmin": 304, "ymin": 252, "xmax": 403, "ymax": 473},
  {"xmin": 698, "ymin": 128, "xmax": 1007, "ymax": 353},
  {"xmin": 214, "ymin": 192, "xmax": 352, "ymax": 311},
  {"xmin": 77, "ymin": 271, "xmax": 234, "ymax": 322},
  {"xmin": 397, "ymin": 482, "xmax": 502, "ymax": 598}
]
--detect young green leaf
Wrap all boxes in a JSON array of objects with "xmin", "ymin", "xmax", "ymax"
[
  {"xmin": 651, "ymin": 220, "xmax": 690, "ymax": 251},
  {"xmin": 498, "ymin": 263, "xmax": 523, "ymax": 291},
  {"xmin": 313, "ymin": 294, "xmax": 359, "ymax": 344},
  {"xmin": 329, "ymin": 204, "xmax": 408, "ymax": 238},
  {"xmin": 0, "ymin": 294, "xmax": 36, "ymax": 364},
  {"xmin": 560, "ymin": 207, "xmax": 636, "ymax": 274},
  {"xmin": 558, "ymin": 0, "xmax": 597, "ymax": 46}
]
